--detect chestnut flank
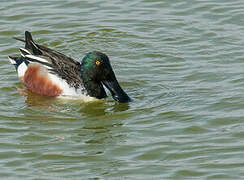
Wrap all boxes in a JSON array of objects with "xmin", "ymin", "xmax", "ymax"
[{"xmin": 23, "ymin": 64, "xmax": 63, "ymax": 96}]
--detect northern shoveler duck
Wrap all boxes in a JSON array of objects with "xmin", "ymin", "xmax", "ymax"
[{"xmin": 8, "ymin": 31, "xmax": 131, "ymax": 103}]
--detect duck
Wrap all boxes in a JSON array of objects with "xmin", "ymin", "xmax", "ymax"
[{"xmin": 8, "ymin": 31, "xmax": 131, "ymax": 103}]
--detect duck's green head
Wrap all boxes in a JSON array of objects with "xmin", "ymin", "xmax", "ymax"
[{"xmin": 81, "ymin": 51, "xmax": 131, "ymax": 103}]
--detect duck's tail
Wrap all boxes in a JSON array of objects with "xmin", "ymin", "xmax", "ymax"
[
  {"xmin": 9, "ymin": 31, "xmax": 52, "ymax": 77},
  {"xmin": 12, "ymin": 31, "xmax": 52, "ymax": 67},
  {"xmin": 8, "ymin": 56, "xmax": 29, "ymax": 78}
]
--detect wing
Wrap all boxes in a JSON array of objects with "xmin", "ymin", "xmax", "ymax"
[{"xmin": 14, "ymin": 31, "xmax": 83, "ymax": 89}]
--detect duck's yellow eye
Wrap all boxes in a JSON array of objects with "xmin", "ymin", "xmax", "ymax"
[{"xmin": 96, "ymin": 60, "xmax": 101, "ymax": 66}]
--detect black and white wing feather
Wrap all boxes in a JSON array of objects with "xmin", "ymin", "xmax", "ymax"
[{"xmin": 14, "ymin": 31, "xmax": 83, "ymax": 89}]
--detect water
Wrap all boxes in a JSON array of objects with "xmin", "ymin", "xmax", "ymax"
[{"xmin": 1, "ymin": 0, "xmax": 244, "ymax": 179}]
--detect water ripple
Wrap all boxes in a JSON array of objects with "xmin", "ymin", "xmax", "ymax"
[{"xmin": 1, "ymin": 0, "xmax": 244, "ymax": 179}]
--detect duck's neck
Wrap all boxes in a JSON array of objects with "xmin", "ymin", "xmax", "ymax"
[
  {"xmin": 84, "ymin": 80, "xmax": 107, "ymax": 99},
  {"xmin": 81, "ymin": 72, "xmax": 107, "ymax": 99}
]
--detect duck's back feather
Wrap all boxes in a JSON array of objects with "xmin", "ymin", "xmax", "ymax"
[{"xmin": 14, "ymin": 31, "xmax": 85, "ymax": 91}]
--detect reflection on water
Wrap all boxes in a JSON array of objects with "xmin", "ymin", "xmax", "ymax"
[
  {"xmin": 17, "ymin": 86, "xmax": 56, "ymax": 107},
  {"xmin": 18, "ymin": 85, "xmax": 130, "ymax": 118},
  {"xmin": 80, "ymin": 101, "xmax": 130, "ymax": 116}
]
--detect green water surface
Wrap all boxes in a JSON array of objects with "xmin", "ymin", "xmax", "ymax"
[{"xmin": 1, "ymin": 0, "xmax": 244, "ymax": 179}]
